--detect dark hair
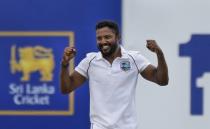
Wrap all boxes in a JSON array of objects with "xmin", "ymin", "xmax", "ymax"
[{"xmin": 96, "ymin": 20, "xmax": 120, "ymax": 37}]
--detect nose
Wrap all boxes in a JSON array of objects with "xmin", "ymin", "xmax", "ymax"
[{"xmin": 100, "ymin": 37, "xmax": 108, "ymax": 45}]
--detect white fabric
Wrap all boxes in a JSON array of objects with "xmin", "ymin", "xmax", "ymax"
[
  {"xmin": 91, "ymin": 123, "xmax": 107, "ymax": 129},
  {"xmin": 75, "ymin": 47, "xmax": 150, "ymax": 129}
]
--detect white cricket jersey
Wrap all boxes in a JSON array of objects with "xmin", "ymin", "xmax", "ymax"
[{"xmin": 75, "ymin": 47, "xmax": 150, "ymax": 129}]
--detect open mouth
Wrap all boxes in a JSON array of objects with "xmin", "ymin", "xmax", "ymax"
[{"xmin": 102, "ymin": 45, "xmax": 111, "ymax": 52}]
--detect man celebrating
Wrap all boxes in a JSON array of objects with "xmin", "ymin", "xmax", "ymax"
[{"xmin": 60, "ymin": 20, "xmax": 168, "ymax": 129}]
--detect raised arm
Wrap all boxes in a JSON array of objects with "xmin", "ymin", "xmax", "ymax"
[
  {"xmin": 60, "ymin": 47, "xmax": 86, "ymax": 94},
  {"xmin": 141, "ymin": 40, "xmax": 169, "ymax": 86}
]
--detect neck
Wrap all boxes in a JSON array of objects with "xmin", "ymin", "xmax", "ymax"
[{"xmin": 104, "ymin": 46, "xmax": 121, "ymax": 64}]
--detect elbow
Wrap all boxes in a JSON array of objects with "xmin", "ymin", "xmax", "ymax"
[
  {"xmin": 157, "ymin": 78, "xmax": 169, "ymax": 86},
  {"xmin": 61, "ymin": 89, "xmax": 70, "ymax": 94},
  {"xmin": 158, "ymin": 82, "xmax": 168, "ymax": 86},
  {"xmin": 60, "ymin": 85, "xmax": 72, "ymax": 94}
]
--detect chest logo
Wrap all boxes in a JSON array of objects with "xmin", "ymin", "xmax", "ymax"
[{"xmin": 120, "ymin": 61, "xmax": 131, "ymax": 71}]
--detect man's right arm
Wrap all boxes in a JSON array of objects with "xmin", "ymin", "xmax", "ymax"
[
  {"xmin": 59, "ymin": 47, "xmax": 86, "ymax": 94},
  {"xmin": 60, "ymin": 66, "xmax": 86, "ymax": 94}
]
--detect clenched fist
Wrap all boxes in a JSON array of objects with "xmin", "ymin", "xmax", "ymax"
[
  {"xmin": 62, "ymin": 47, "xmax": 76, "ymax": 66},
  {"xmin": 146, "ymin": 40, "xmax": 162, "ymax": 54}
]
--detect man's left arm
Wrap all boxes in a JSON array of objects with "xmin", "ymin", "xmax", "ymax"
[{"xmin": 141, "ymin": 40, "xmax": 169, "ymax": 86}]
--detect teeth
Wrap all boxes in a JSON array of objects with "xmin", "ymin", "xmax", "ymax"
[{"xmin": 102, "ymin": 45, "xmax": 109, "ymax": 50}]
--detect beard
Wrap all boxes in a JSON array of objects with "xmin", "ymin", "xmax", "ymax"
[{"xmin": 97, "ymin": 42, "xmax": 118, "ymax": 57}]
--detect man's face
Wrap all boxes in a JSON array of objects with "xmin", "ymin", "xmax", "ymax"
[{"xmin": 96, "ymin": 27, "xmax": 119, "ymax": 57}]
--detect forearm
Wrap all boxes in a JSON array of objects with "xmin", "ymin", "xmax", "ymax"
[
  {"xmin": 60, "ymin": 65, "xmax": 72, "ymax": 94},
  {"xmin": 156, "ymin": 50, "xmax": 169, "ymax": 85}
]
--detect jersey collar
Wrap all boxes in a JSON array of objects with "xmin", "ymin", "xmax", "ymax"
[{"xmin": 95, "ymin": 46, "xmax": 130, "ymax": 60}]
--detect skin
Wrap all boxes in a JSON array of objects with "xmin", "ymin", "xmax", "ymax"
[
  {"xmin": 141, "ymin": 40, "xmax": 169, "ymax": 86},
  {"xmin": 60, "ymin": 27, "xmax": 169, "ymax": 94},
  {"xmin": 96, "ymin": 27, "xmax": 121, "ymax": 64}
]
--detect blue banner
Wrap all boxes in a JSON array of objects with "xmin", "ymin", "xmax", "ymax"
[{"xmin": 0, "ymin": 0, "xmax": 121, "ymax": 129}]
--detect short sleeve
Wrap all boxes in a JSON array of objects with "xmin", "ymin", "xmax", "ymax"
[
  {"xmin": 75, "ymin": 57, "xmax": 89, "ymax": 78},
  {"xmin": 131, "ymin": 52, "xmax": 151, "ymax": 73},
  {"xmin": 75, "ymin": 52, "xmax": 97, "ymax": 79}
]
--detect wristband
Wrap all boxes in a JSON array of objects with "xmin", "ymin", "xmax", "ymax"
[{"xmin": 61, "ymin": 62, "xmax": 69, "ymax": 68}]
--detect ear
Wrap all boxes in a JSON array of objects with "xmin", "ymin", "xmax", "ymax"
[{"xmin": 116, "ymin": 35, "xmax": 121, "ymax": 42}]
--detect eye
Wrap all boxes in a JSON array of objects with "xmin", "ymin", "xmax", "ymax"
[{"xmin": 104, "ymin": 35, "xmax": 112, "ymax": 39}]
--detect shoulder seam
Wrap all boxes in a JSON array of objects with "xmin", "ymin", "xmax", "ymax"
[
  {"xmin": 87, "ymin": 55, "xmax": 96, "ymax": 78},
  {"xmin": 128, "ymin": 54, "xmax": 140, "ymax": 73}
]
